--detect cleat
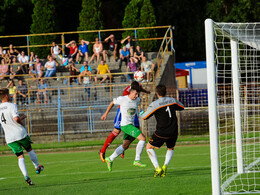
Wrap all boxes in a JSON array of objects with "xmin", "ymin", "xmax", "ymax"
[
  {"xmin": 105, "ymin": 157, "xmax": 113, "ymax": 172},
  {"xmin": 25, "ymin": 176, "xmax": 34, "ymax": 186},
  {"xmin": 154, "ymin": 167, "xmax": 162, "ymax": 178},
  {"xmin": 120, "ymin": 152, "xmax": 124, "ymax": 159},
  {"xmin": 161, "ymin": 164, "xmax": 167, "ymax": 177},
  {"xmin": 36, "ymin": 165, "xmax": 44, "ymax": 174},
  {"xmin": 133, "ymin": 160, "xmax": 147, "ymax": 167},
  {"xmin": 99, "ymin": 151, "xmax": 105, "ymax": 163}
]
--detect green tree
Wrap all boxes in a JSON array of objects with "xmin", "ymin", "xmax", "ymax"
[
  {"xmin": 121, "ymin": 0, "xmax": 142, "ymax": 39},
  {"xmin": 30, "ymin": 0, "xmax": 57, "ymax": 58},
  {"xmin": 77, "ymin": 0, "xmax": 103, "ymax": 53},
  {"xmin": 138, "ymin": 0, "xmax": 157, "ymax": 51}
]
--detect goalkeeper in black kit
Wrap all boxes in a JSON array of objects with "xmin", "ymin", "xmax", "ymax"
[{"xmin": 141, "ymin": 84, "xmax": 184, "ymax": 177}]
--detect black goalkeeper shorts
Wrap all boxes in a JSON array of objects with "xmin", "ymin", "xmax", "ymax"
[{"xmin": 148, "ymin": 133, "xmax": 178, "ymax": 149}]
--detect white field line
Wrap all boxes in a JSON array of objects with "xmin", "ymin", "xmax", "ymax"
[{"xmin": 0, "ymin": 164, "xmax": 211, "ymax": 180}]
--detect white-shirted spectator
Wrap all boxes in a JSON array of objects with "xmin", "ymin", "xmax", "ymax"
[
  {"xmin": 18, "ymin": 51, "xmax": 29, "ymax": 74},
  {"xmin": 44, "ymin": 56, "xmax": 56, "ymax": 77},
  {"xmin": 141, "ymin": 56, "xmax": 155, "ymax": 82}
]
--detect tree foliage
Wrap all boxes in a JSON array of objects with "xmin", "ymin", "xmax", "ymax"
[
  {"xmin": 30, "ymin": 0, "xmax": 57, "ymax": 58},
  {"xmin": 138, "ymin": 0, "xmax": 157, "ymax": 51},
  {"xmin": 77, "ymin": 0, "xmax": 103, "ymax": 47}
]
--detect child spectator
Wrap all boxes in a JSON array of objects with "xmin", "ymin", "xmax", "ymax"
[
  {"xmin": 6, "ymin": 80, "xmax": 16, "ymax": 103},
  {"xmin": 66, "ymin": 40, "xmax": 78, "ymax": 62},
  {"xmin": 79, "ymin": 61, "xmax": 92, "ymax": 83},
  {"xmin": 94, "ymin": 60, "xmax": 110, "ymax": 84},
  {"xmin": 104, "ymin": 34, "xmax": 118, "ymax": 62},
  {"xmin": 121, "ymin": 36, "xmax": 134, "ymax": 57},
  {"xmin": 126, "ymin": 57, "xmax": 138, "ymax": 82},
  {"xmin": 37, "ymin": 79, "xmax": 48, "ymax": 104},
  {"xmin": 44, "ymin": 56, "xmax": 56, "ymax": 77},
  {"xmin": 17, "ymin": 80, "xmax": 28, "ymax": 105},
  {"xmin": 29, "ymin": 51, "xmax": 36, "ymax": 67},
  {"xmin": 118, "ymin": 46, "xmax": 130, "ymax": 70},
  {"xmin": 76, "ymin": 39, "xmax": 89, "ymax": 63},
  {"xmin": 141, "ymin": 56, "xmax": 155, "ymax": 82},
  {"xmin": 78, "ymin": 64, "xmax": 92, "ymax": 99},
  {"xmin": 64, "ymin": 62, "xmax": 80, "ymax": 85},
  {"xmin": 18, "ymin": 51, "xmax": 29, "ymax": 74},
  {"xmin": 89, "ymin": 38, "xmax": 105, "ymax": 64},
  {"xmin": 29, "ymin": 57, "xmax": 44, "ymax": 79}
]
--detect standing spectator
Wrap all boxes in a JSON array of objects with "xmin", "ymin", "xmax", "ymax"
[
  {"xmin": 29, "ymin": 57, "xmax": 44, "ymax": 79},
  {"xmin": 44, "ymin": 56, "xmax": 56, "ymax": 78},
  {"xmin": 66, "ymin": 40, "xmax": 78, "ymax": 62},
  {"xmin": 76, "ymin": 39, "xmax": 89, "ymax": 63},
  {"xmin": 126, "ymin": 57, "xmax": 138, "ymax": 82},
  {"xmin": 134, "ymin": 45, "xmax": 144, "ymax": 65},
  {"xmin": 79, "ymin": 61, "xmax": 92, "ymax": 83},
  {"xmin": 121, "ymin": 36, "xmax": 134, "ymax": 57},
  {"xmin": 118, "ymin": 46, "xmax": 130, "ymax": 70},
  {"xmin": 141, "ymin": 56, "xmax": 155, "ymax": 82},
  {"xmin": 17, "ymin": 80, "xmax": 28, "ymax": 105},
  {"xmin": 7, "ymin": 44, "xmax": 20, "ymax": 60},
  {"xmin": 0, "ymin": 58, "xmax": 10, "ymax": 81},
  {"xmin": 18, "ymin": 51, "xmax": 29, "ymax": 74},
  {"xmin": 104, "ymin": 34, "xmax": 118, "ymax": 62},
  {"xmin": 94, "ymin": 60, "xmax": 111, "ymax": 84},
  {"xmin": 79, "ymin": 64, "xmax": 92, "ymax": 99},
  {"xmin": 37, "ymin": 79, "xmax": 48, "ymax": 104},
  {"xmin": 9, "ymin": 57, "xmax": 23, "ymax": 80},
  {"xmin": 89, "ymin": 38, "xmax": 105, "ymax": 63},
  {"xmin": 64, "ymin": 62, "xmax": 80, "ymax": 85},
  {"xmin": 6, "ymin": 80, "xmax": 17, "ymax": 103},
  {"xmin": 51, "ymin": 42, "xmax": 61, "ymax": 59}
]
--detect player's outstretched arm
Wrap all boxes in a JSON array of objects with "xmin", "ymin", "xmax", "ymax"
[{"xmin": 101, "ymin": 101, "xmax": 114, "ymax": 121}]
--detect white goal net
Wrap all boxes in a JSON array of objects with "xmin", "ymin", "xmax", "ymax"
[{"xmin": 205, "ymin": 19, "xmax": 260, "ymax": 195}]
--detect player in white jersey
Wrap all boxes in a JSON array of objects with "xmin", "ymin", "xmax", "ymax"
[
  {"xmin": 101, "ymin": 85, "xmax": 147, "ymax": 172},
  {"xmin": 0, "ymin": 88, "xmax": 44, "ymax": 186}
]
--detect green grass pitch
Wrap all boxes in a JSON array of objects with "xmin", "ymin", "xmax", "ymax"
[{"xmin": 0, "ymin": 145, "xmax": 212, "ymax": 195}]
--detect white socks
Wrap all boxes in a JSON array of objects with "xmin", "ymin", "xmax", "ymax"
[
  {"xmin": 18, "ymin": 158, "xmax": 28, "ymax": 177},
  {"xmin": 28, "ymin": 150, "xmax": 39, "ymax": 169},
  {"xmin": 110, "ymin": 145, "xmax": 125, "ymax": 161},
  {"xmin": 146, "ymin": 149, "xmax": 159, "ymax": 168},
  {"xmin": 164, "ymin": 149, "xmax": 174, "ymax": 166},
  {"xmin": 135, "ymin": 140, "xmax": 145, "ymax": 161}
]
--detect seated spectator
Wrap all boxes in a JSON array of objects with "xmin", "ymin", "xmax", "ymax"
[
  {"xmin": 7, "ymin": 44, "xmax": 20, "ymax": 60},
  {"xmin": 76, "ymin": 39, "xmax": 89, "ymax": 63},
  {"xmin": 64, "ymin": 62, "xmax": 80, "ymax": 85},
  {"xmin": 29, "ymin": 51, "xmax": 36, "ymax": 67},
  {"xmin": 103, "ymin": 34, "xmax": 118, "ymax": 62},
  {"xmin": 89, "ymin": 38, "xmax": 105, "ymax": 63},
  {"xmin": 51, "ymin": 42, "xmax": 61, "ymax": 59},
  {"xmin": 18, "ymin": 51, "xmax": 29, "ymax": 74},
  {"xmin": 44, "ymin": 56, "xmax": 56, "ymax": 77},
  {"xmin": 66, "ymin": 40, "xmax": 78, "ymax": 62},
  {"xmin": 6, "ymin": 79, "xmax": 17, "ymax": 103},
  {"xmin": 37, "ymin": 79, "xmax": 48, "ymax": 104},
  {"xmin": 0, "ymin": 45, "xmax": 7, "ymax": 59},
  {"xmin": 79, "ymin": 61, "xmax": 92, "ymax": 83},
  {"xmin": 17, "ymin": 80, "xmax": 28, "ymax": 105},
  {"xmin": 29, "ymin": 56, "xmax": 44, "ymax": 79},
  {"xmin": 134, "ymin": 45, "xmax": 144, "ymax": 65},
  {"xmin": 121, "ymin": 35, "xmax": 134, "ymax": 57},
  {"xmin": 118, "ymin": 46, "xmax": 130, "ymax": 70},
  {"xmin": 94, "ymin": 60, "xmax": 110, "ymax": 84},
  {"xmin": 9, "ymin": 57, "xmax": 23, "ymax": 80},
  {"xmin": 141, "ymin": 56, "xmax": 155, "ymax": 82},
  {"xmin": 0, "ymin": 58, "xmax": 10, "ymax": 81},
  {"xmin": 78, "ymin": 64, "xmax": 92, "ymax": 99},
  {"xmin": 126, "ymin": 57, "xmax": 138, "ymax": 82}
]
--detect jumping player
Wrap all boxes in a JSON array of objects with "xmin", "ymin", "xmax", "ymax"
[
  {"xmin": 101, "ymin": 85, "xmax": 147, "ymax": 171},
  {"xmin": 99, "ymin": 81, "xmax": 150, "ymax": 162},
  {"xmin": 141, "ymin": 85, "xmax": 184, "ymax": 177},
  {"xmin": 0, "ymin": 88, "xmax": 44, "ymax": 185}
]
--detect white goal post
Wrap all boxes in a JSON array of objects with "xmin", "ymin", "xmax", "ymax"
[{"xmin": 205, "ymin": 19, "xmax": 260, "ymax": 195}]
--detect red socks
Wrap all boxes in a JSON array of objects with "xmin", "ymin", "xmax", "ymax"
[{"xmin": 100, "ymin": 131, "xmax": 119, "ymax": 153}]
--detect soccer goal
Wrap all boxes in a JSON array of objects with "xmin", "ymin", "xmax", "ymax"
[{"xmin": 205, "ymin": 19, "xmax": 260, "ymax": 195}]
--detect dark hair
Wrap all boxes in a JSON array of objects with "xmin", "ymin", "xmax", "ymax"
[
  {"xmin": 131, "ymin": 81, "xmax": 140, "ymax": 88},
  {"xmin": 130, "ymin": 84, "xmax": 140, "ymax": 93},
  {"xmin": 156, "ymin": 84, "xmax": 166, "ymax": 96},
  {"xmin": 0, "ymin": 88, "xmax": 9, "ymax": 100}
]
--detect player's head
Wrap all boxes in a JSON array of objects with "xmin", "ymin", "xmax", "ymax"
[
  {"xmin": 156, "ymin": 84, "xmax": 166, "ymax": 97},
  {"xmin": 129, "ymin": 85, "xmax": 140, "ymax": 100},
  {"xmin": 0, "ymin": 88, "xmax": 10, "ymax": 102},
  {"xmin": 131, "ymin": 81, "xmax": 140, "ymax": 88}
]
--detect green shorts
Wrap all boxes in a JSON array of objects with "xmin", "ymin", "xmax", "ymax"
[
  {"xmin": 121, "ymin": 124, "xmax": 142, "ymax": 139},
  {"xmin": 8, "ymin": 136, "xmax": 32, "ymax": 156}
]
